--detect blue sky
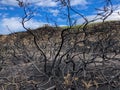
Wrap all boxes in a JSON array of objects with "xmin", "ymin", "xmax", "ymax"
[{"xmin": 0, "ymin": 0, "xmax": 120, "ymax": 34}]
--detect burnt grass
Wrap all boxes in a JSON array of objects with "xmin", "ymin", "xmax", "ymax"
[{"xmin": 0, "ymin": 21, "xmax": 120, "ymax": 90}]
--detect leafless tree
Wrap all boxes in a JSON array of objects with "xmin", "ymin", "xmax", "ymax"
[{"xmin": 0, "ymin": 0, "xmax": 119, "ymax": 90}]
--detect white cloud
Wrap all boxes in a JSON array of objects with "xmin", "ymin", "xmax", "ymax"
[
  {"xmin": 0, "ymin": 0, "xmax": 18, "ymax": 6},
  {"xmin": 49, "ymin": 9, "xmax": 59, "ymax": 16},
  {"xmin": 70, "ymin": 0, "xmax": 87, "ymax": 6},
  {"xmin": 105, "ymin": 13, "xmax": 120, "ymax": 21},
  {"xmin": 57, "ymin": 18, "xmax": 65, "ymax": 22},
  {"xmin": 25, "ymin": 19, "xmax": 46, "ymax": 29},
  {"xmin": 0, "ymin": 0, "xmax": 57, "ymax": 7},
  {"xmin": 0, "ymin": 17, "xmax": 47, "ymax": 34},
  {"xmin": 0, "ymin": 7, "xmax": 7, "ymax": 10},
  {"xmin": 1, "ymin": 13, "xmax": 9, "ymax": 18},
  {"xmin": 1, "ymin": 17, "xmax": 22, "ymax": 31},
  {"xmin": 9, "ymin": 7, "xmax": 15, "ymax": 10},
  {"xmin": 34, "ymin": 0, "xmax": 57, "ymax": 7},
  {"xmin": 0, "ymin": 17, "xmax": 24, "ymax": 34},
  {"xmin": 77, "ymin": 9, "xmax": 120, "ymax": 24},
  {"xmin": 0, "ymin": 0, "xmax": 87, "ymax": 7},
  {"xmin": 59, "ymin": 24, "xmax": 67, "ymax": 27}
]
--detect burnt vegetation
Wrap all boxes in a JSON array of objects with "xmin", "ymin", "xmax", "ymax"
[
  {"xmin": 0, "ymin": 0, "xmax": 120, "ymax": 90},
  {"xmin": 0, "ymin": 21, "xmax": 120, "ymax": 90}
]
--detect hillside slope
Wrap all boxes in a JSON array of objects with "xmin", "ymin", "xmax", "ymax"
[{"xmin": 0, "ymin": 21, "xmax": 120, "ymax": 90}]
